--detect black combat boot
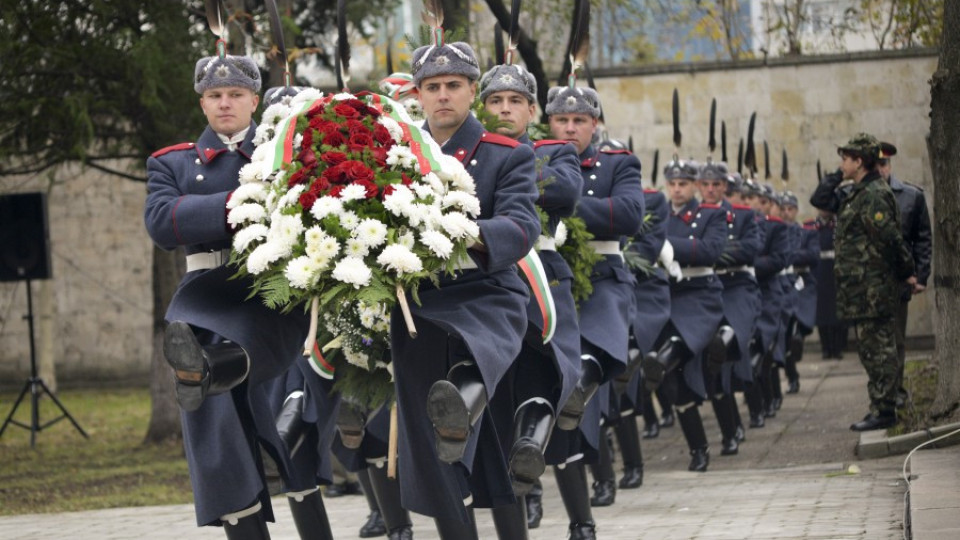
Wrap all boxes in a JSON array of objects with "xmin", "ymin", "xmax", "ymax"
[
  {"xmin": 676, "ymin": 404, "xmax": 709, "ymax": 472},
  {"xmin": 367, "ymin": 464, "xmax": 413, "ymax": 540},
  {"xmin": 641, "ymin": 388, "xmax": 660, "ymax": 438},
  {"xmin": 554, "ymin": 462, "xmax": 596, "ymax": 540},
  {"xmin": 744, "ymin": 384, "xmax": 765, "ymax": 428},
  {"xmin": 509, "ymin": 398, "xmax": 555, "ymax": 496},
  {"xmin": 710, "ymin": 394, "xmax": 739, "ymax": 456},
  {"xmin": 427, "ymin": 361, "xmax": 488, "ymax": 463},
  {"xmin": 557, "ymin": 356, "xmax": 603, "ymax": 430},
  {"xmin": 287, "ymin": 489, "xmax": 334, "ymax": 540},
  {"xmin": 221, "ymin": 503, "xmax": 271, "ymax": 540},
  {"xmin": 275, "ymin": 390, "xmax": 307, "ymax": 458},
  {"xmin": 614, "ymin": 418, "xmax": 644, "ymax": 489},
  {"xmin": 163, "ymin": 321, "xmax": 249, "ymax": 412},
  {"xmin": 434, "ymin": 507, "xmax": 479, "ymax": 540},
  {"xmin": 358, "ymin": 469, "xmax": 386, "ymax": 538},
  {"xmin": 525, "ymin": 480, "xmax": 543, "ymax": 529},
  {"xmin": 491, "ymin": 499, "xmax": 529, "ymax": 540},
  {"xmin": 336, "ymin": 398, "xmax": 373, "ymax": 450},
  {"xmin": 706, "ymin": 325, "xmax": 736, "ymax": 373},
  {"xmin": 640, "ymin": 336, "xmax": 685, "ymax": 392},
  {"xmin": 769, "ymin": 366, "xmax": 783, "ymax": 413},
  {"xmin": 589, "ymin": 428, "xmax": 616, "ymax": 506}
]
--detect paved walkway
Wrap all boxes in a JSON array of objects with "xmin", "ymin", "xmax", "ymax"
[{"xmin": 1, "ymin": 353, "xmax": 955, "ymax": 539}]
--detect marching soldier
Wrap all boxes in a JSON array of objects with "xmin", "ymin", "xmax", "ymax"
[
  {"xmin": 814, "ymin": 208, "xmax": 847, "ymax": 360},
  {"xmin": 780, "ymin": 192, "xmax": 820, "ymax": 393}
]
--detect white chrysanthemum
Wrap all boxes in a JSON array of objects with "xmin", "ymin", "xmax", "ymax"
[
  {"xmin": 227, "ymin": 203, "xmax": 268, "ymax": 227},
  {"xmin": 333, "ymin": 92, "xmax": 356, "ymax": 101},
  {"xmin": 284, "ymin": 256, "xmax": 318, "ymax": 289},
  {"xmin": 310, "ymin": 196, "xmax": 344, "ymax": 220},
  {"xmin": 442, "ymin": 191, "xmax": 482, "ymax": 217},
  {"xmin": 262, "ymin": 103, "xmax": 291, "ymax": 127},
  {"xmin": 358, "ymin": 310, "xmax": 376, "ymax": 329},
  {"xmin": 403, "ymin": 203, "xmax": 431, "ymax": 227},
  {"xmin": 354, "ymin": 218, "xmax": 388, "ymax": 248},
  {"xmin": 386, "ymin": 145, "xmax": 416, "ymax": 168},
  {"xmin": 229, "ymin": 182, "xmax": 267, "ymax": 208},
  {"xmin": 339, "ymin": 183, "xmax": 368, "ymax": 202},
  {"xmin": 313, "ymin": 236, "xmax": 341, "ymax": 260},
  {"xmin": 402, "ymin": 98, "xmax": 422, "ymax": 117},
  {"xmin": 420, "ymin": 230, "xmax": 455, "ymax": 259},
  {"xmin": 377, "ymin": 244, "xmax": 423, "ymax": 275},
  {"xmin": 290, "ymin": 88, "xmax": 323, "ymax": 107},
  {"xmin": 332, "ymin": 256, "xmax": 372, "ymax": 288},
  {"xmin": 251, "ymin": 143, "xmax": 271, "ymax": 165},
  {"xmin": 252, "ymin": 124, "xmax": 274, "ymax": 147},
  {"xmin": 269, "ymin": 213, "xmax": 305, "ymax": 246},
  {"xmin": 383, "ymin": 185, "xmax": 415, "ymax": 217},
  {"xmin": 304, "ymin": 226, "xmax": 326, "ymax": 249},
  {"xmin": 233, "ymin": 224, "xmax": 268, "ymax": 252},
  {"xmin": 293, "ymin": 133, "xmax": 303, "ymax": 152},
  {"xmin": 343, "ymin": 346, "xmax": 370, "ymax": 370},
  {"xmin": 378, "ymin": 116, "xmax": 404, "ymax": 144},
  {"xmin": 439, "ymin": 157, "xmax": 476, "ymax": 194},
  {"xmin": 246, "ymin": 240, "xmax": 288, "ymax": 275},
  {"xmin": 238, "ymin": 163, "xmax": 264, "ymax": 186},
  {"xmin": 554, "ymin": 221, "xmax": 568, "ymax": 247},
  {"xmin": 398, "ymin": 232, "xmax": 416, "ymax": 249},
  {"xmin": 264, "ymin": 191, "xmax": 279, "ymax": 213},
  {"xmin": 345, "ymin": 238, "xmax": 369, "ymax": 257},
  {"xmin": 423, "ymin": 205, "xmax": 444, "ymax": 230},
  {"xmin": 373, "ymin": 319, "xmax": 390, "ymax": 333},
  {"xmin": 339, "ymin": 210, "xmax": 360, "ymax": 230},
  {"xmin": 279, "ymin": 184, "xmax": 306, "ymax": 208},
  {"xmin": 411, "ymin": 182, "xmax": 435, "ymax": 200},
  {"xmin": 440, "ymin": 212, "xmax": 480, "ymax": 240},
  {"xmin": 422, "ymin": 172, "xmax": 445, "ymax": 195}
]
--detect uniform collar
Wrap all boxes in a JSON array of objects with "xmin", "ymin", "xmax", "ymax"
[
  {"xmin": 579, "ymin": 145, "xmax": 598, "ymax": 167},
  {"xmin": 888, "ymin": 174, "xmax": 905, "ymax": 192},
  {"xmin": 196, "ymin": 122, "xmax": 257, "ymax": 164},
  {"xmin": 217, "ymin": 126, "xmax": 250, "ymax": 152},
  {"xmin": 517, "ymin": 132, "xmax": 532, "ymax": 147},
  {"xmin": 425, "ymin": 115, "xmax": 483, "ymax": 162}
]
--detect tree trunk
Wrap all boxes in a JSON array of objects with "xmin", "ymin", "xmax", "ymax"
[
  {"xmin": 927, "ymin": 0, "xmax": 960, "ymax": 420},
  {"xmin": 143, "ymin": 246, "xmax": 185, "ymax": 444}
]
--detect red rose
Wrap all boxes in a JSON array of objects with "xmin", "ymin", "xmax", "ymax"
[
  {"xmin": 298, "ymin": 147, "xmax": 317, "ymax": 169},
  {"xmin": 369, "ymin": 146, "xmax": 388, "ymax": 168},
  {"xmin": 302, "ymin": 128, "xmax": 314, "ymax": 150},
  {"xmin": 299, "ymin": 190, "xmax": 318, "ymax": 210},
  {"xmin": 328, "ymin": 184, "xmax": 346, "ymax": 198},
  {"xmin": 323, "ymin": 130, "xmax": 346, "ymax": 148},
  {"xmin": 349, "ymin": 131, "xmax": 374, "ymax": 148},
  {"xmin": 401, "ymin": 173, "xmax": 413, "ymax": 186},
  {"xmin": 344, "ymin": 99, "xmax": 368, "ymax": 112},
  {"xmin": 344, "ymin": 161, "xmax": 375, "ymax": 182},
  {"xmin": 287, "ymin": 167, "xmax": 312, "ymax": 187},
  {"xmin": 381, "ymin": 184, "xmax": 397, "ymax": 199},
  {"xmin": 309, "ymin": 177, "xmax": 331, "ymax": 195},
  {"xmin": 321, "ymin": 163, "xmax": 349, "ymax": 184},
  {"xmin": 344, "ymin": 119, "xmax": 367, "ymax": 133},
  {"xmin": 373, "ymin": 124, "xmax": 394, "ymax": 146},
  {"xmin": 352, "ymin": 179, "xmax": 379, "ymax": 199},
  {"xmin": 334, "ymin": 103, "xmax": 360, "ymax": 119},
  {"xmin": 320, "ymin": 151, "xmax": 348, "ymax": 166}
]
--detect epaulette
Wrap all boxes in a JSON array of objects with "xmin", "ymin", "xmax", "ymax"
[
  {"xmin": 766, "ymin": 215, "xmax": 784, "ymax": 223},
  {"xmin": 534, "ymin": 139, "xmax": 568, "ymax": 148},
  {"xmin": 802, "ymin": 218, "xmax": 818, "ymax": 230},
  {"xmin": 732, "ymin": 204, "xmax": 752, "ymax": 210},
  {"xmin": 643, "ymin": 188, "xmax": 660, "ymax": 194},
  {"xmin": 600, "ymin": 148, "xmax": 632, "ymax": 155},
  {"xmin": 151, "ymin": 142, "xmax": 195, "ymax": 158},
  {"xmin": 480, "ymin": 132, "xmax": 520, "ymax": 148},
  {"xmin": 699, "ymin": 203, "xmax": 722, "ymax": 209}
]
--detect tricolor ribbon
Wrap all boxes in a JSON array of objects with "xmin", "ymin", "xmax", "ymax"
[
  {"xmin": 517, "ymin": 248, "xmax": 556, "ymax": 344},
  {"xmin": 367, "ymin": 93, "xmax": 444, "ymax": 176},
  {"xmin": 308, "ymin": 339, "xmax": 335, "ymax": 379}
]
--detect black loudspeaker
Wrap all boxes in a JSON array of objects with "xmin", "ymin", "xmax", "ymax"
[{"xmin": 0, "ymin": 192, "xmax": 52, "ymax": 282}]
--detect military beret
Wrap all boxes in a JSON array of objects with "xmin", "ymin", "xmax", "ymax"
[
  {"xmin": 479, "ymin": 64, "xmax": 537, "ymax": 104},
  {"xmin": 664, "ymin": 159, "xmax": 699, "ymax": 181},
  {"xmin": 194, "ymin": 54, "xmax": 262, "ymax": 94},
  {"xmin": 545, "ymin": 86, "xmax": 601, "ymax": 118},
  {"xmin": 837, "ymin": 132, "xmax": 880, "ymax": 158},
  {"xmin": 411, "ymin": 42, "xmax": 481, "ymax": 87}
]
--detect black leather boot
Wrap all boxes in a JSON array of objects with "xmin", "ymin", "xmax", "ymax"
[
  {"xmin": 276, "ymin": 390, "xmax": 307, "ymax": 458},
  {"xmin": 641, "ymin": 336, "xmax": 685, "ymax": 391},
  {"xmin": 677, "ymin": 405, "xmax": 709, "ymax": 472},
  {"xmin": 336, "ymin": 398, "xmax": 371, "ymax": 450},
  {"xmin": 710, "ymin": 394, "xmax": 739, "ymax": 456},
  {"xmin": 557, "ymin": 356, "xmax": 603, "ymax": 430},
  {"xmin": 367, "ymin": 462, "xmax": 413, "ymax": 538},
  {"xmin": 789, "ymin": 333, "xmax": 805, "ymax": 364},
  {"xmin": 434, "ymin": 508, "xmax": 479, "ymax": 540},
  {"xmin": 589, "ymin": 428, "xmax": 616, "ymax": 506},
  {"xmin": 358, "ymin": 469, "xmax": 386, "ymax": 538},
  {"xmin": 491, "ymin": 499, "xmax": 529, "ymax": 540},
  {"xmin": 706, "ymin": 325, "xmax": 736, "ymax": 373},
  {"xmin": 287, "ymin": 489, "xmax": 334, "ymax": 540},
  {"xmin": 614, "ymin": 418, "xmax": 643, "ymax": 489},
  {"xmin": 553, "ymin": 462, "xmax": 595, "ymax": 539},
  {"xmin": 427, "ymin": 361, "xmax": 488, "ymax": 463},
  {"xmin": 222, "ymin": 503, "xmax": 271, "ymax": 540},
  {"xmin": 509, "ymin": 398, "xmax": 555, "ymax": 496},
  {"xmin": 640, "ymin": 389, "xmax": 660, "ymax": 438},
  {"xmin": 769, "ymin": 366, "xmax": 783, "ymax": 414},
  {"xmin": 164, "ymin": 321, "xmax": 249, "ymax": 412},
  {"xmin": 525, "ymin": 480, "xmax": 543, "ymax": 529}
]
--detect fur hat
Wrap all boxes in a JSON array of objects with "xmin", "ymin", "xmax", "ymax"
[
  {"xmin": 411, "ymin": 42, "xmax": 481, "ymax": 87},
  {"xmin": 264, "ymin": 86, "xmax": 307, "ymax": 106},
  {"xmin": 780, "ymin": 191, "xmax": 799, "ymax": 208},
  {"xmin": 479, "ymin": 64, "xmax": 537, "ymax": 104},
  {"xmin": 545, "ymin": 86, "xmax": 601, "ymax": 118},
  {"xmin": 664, "ymin": 159, "xmax": 699, "ymax": 182},
  {"xmin": 698, "ymin": 160, "xmax": 729, "ymax": 181},
  {"xmin": 194, "ymin": 54, "xmax": 262, "ymax": 94}
]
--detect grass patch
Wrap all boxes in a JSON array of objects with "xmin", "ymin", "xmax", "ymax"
[
  {"xmin": 0, "ymin": 388, "xmax": 192, "ymax": 516},
  {"xmin": 888, "ymin": 357, "xmax": 940, "ymax": 436}
]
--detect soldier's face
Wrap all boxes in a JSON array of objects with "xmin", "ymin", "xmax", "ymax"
[
  {"xmin": 667, "ymin": 178, "xmax": 696, "ymax": 206},
  {"xmin": 697, "ymin": 178, "xmax": 725, "ymax": 204},
  {"xmin": 726, "ymin": 191, "xmax": 744, "ymax": 205},
  {"xmin": 484, "ymin": 91, "xmax": 535, "ymax": 139},
  {"xmin": 878, "ymin": 159, "xmax": 892, "ymax": 180},
  {"xmin": 548, "ymin": 113, "xmax": 597, "ymax": 154},
  {"xmin": 200, "ymin": 87, "xmax": 259, "ymax": 137},
  {"xmin": 782, "ymin": 205, "xmax": 798, "ymax": 222},
  {"xmin": 418, "ymin": 75, "xmax": 477, "ymax": 136},
  {"xmin": 745, "ymin": 193, "xmax": 761, "ymax": 211},
  {"xmin": 839, "ymin": 153, "xmax": 861, "ymax": 180}
]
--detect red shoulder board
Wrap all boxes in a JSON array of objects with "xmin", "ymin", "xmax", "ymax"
[
  {"xmin": 151, "ymin": 142, "xmax": 195, "ymax": 158},
  {"xmin": 732, "ymin": 204, "xmax": 752, "ymax": 210},
  {"xmin": 534, "ymin": 139, "xmax": 568, "ymax": 148},
  {"xmin": 481, "ymin": 132, "xmax": 520, "ymax": 148},
  {"xmin": 802, "ymin": 219, "xmax": 818, "ymax": 230},
  {"xmin": 699, "ymin": 203, "xmax": 722, "ymax": 209},
  {"xmin": 766, "ymin": 215, "xmax": 784, "ymax": 223},
  {"xmin": 600, "ymin": 148, "xmax": 632, "ymax": 155},
  {"xmin": 643, "ymin": 188, "xmax": 659, "ymax": 194}
]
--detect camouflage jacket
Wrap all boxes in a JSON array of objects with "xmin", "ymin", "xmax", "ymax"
[{"xmin": 834, "ymin": 171, "xmax": 915, "ymax": 321}]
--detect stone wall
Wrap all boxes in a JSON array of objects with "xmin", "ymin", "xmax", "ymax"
[{"xmin": 0, "ymin": 48, "xmax": 939, "ymax": 388}]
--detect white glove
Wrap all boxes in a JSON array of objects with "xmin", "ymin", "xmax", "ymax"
[
  {"xmin": 667, "ymin": 260, "xmax": 683, "ymax": 280},
  {"xmin": 658, "ymin": 240, "xmax": 675, "ymax": 268},
  {"xmin": 794, "ymin": 276, "xmax": 805, "ymax": 291}
]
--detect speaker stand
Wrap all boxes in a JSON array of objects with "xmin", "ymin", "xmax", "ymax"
[{"xmin": 0, "ymin": 280, "xmax": 88, "ymax": 447}]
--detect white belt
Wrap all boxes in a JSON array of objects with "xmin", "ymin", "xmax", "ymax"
[
  {"xmin": 779, "ymin": 265, "xmax": 796, "ymax": 276},
  {"xmin": 537, "ymin": 235, "xmax": 557, "ymax": 251},
  {"xmin": 716, "ymin": 264, "xmax": 755, "ymax": 277},
  {"xmin": 185, "ymin": 249, "xmax": 231, "ymax": 272},
  {"xmin": 678, "ymin": 266, "xmax": 715, "ymax": 279},
  {"xmin": 588, "ymin": 241, "xmax": 621, "ymax": 256},
  {"xmin": 820, "ymin": 250, "xmax": 835, "ymax": 260},
  {"xmin": 794, "ymin": 265, "xmax": 810, "ymax": 274}
]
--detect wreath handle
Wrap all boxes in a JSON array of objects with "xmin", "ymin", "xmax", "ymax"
[
  {"xmin": 302, "ymin": 296, "xmax": 321, "ymax": 356},
  {"xmin": 396, "ymin": 283, "xmax": 417, "ymax": 338}
]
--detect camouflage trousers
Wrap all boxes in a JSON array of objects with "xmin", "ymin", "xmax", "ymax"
[{"xmin": 854, "ymin": 317, "xmax": 901, "ymax": 415}]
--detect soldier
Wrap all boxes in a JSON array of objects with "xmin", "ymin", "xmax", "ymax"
[
  {"xmin": 826, "ymin": 133, "xmax": 916, "ymax": 430},
  {"xmin": 640, "ymin": 158, "xmax": 727, "ymax": 472},
  {"xmin": 780, "ymin": 192, "xmax": 820, "ymax": 393},
  {"xmin": 394, "ymin": 38, "xmax": 541, "ymax": 537},
  {"xmin": 877, "ymin": 142, "xmax": 931, "ymax": 405},
  {"xmin": 813, "ymin": 205, "xmax": 847, "ymax": 359},
  {"xmin": 145, "ymin": 53, "xmax": 319, "ymax": 538},
  {"xmin": 544, "ymin": 84, "xmax": 644, "ymax": 539},
  {"xmin": 702, "ymin": 167, "xmax": 761, "ymax": 456},
  {"xmin": 479, "ymin": 61, "xmax": 583, "ymax": 538}
]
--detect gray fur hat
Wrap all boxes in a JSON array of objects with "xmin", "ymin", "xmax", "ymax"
[
  {"xmin": 664, "ymin": 159, "xmax": 699, "ymax": 181},
  {"xmin": 194, "ymin": 55, "xmax": 262, "ymax": 94},
  {"xmin": 780, "ymin": 191, "xmax": 799, "ymax": 208},
  {"xmin": 727, "ymin": 171, "xmax": 744, "ymax": 192},
  {"xmin": 544, "ymin": 86, "xmax": 601, "ymax": 118},
  {"xmin": 411, "ymin": 42, "xmax": 481, "ymax": 87},
  {"xmin": 264, "ymin": 86, "xmax": 307, "ymax": 106},
  {"xmin": 479, "ymin": 64, "xmax": 537, "ymax": 103},
  {"xmin": 698, "ymin": 160, "xmax": 729, "ymax": 181}
]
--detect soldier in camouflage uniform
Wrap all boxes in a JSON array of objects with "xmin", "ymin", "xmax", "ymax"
[{"xmin": 825, "ymin": 133, "xmax": 916, "ymax": 431}]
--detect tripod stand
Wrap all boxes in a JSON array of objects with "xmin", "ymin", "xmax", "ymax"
[{"xmin": 0, "ymin": 280, "xmax": 88, "ymax": 447}]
